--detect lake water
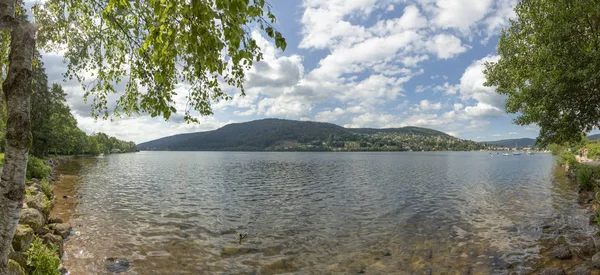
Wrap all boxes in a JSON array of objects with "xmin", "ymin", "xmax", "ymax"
[{"xmin": 51, "ymin": 151, "xmax": 597, "ymax": 274}]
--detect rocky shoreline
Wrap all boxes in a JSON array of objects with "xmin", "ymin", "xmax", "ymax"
[
  {"xmin": 7, "ymin": 157, "xmax": 73, "ymax": 275},
  {"xmin": 532, "ymin": 163, "xmax": 600, "ymax": 275}
]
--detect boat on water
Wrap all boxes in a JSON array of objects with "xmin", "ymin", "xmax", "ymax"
[
  {"xmin": 502, "ymin": 153, "xmax": 511, "ymax": 156},
  {"xmin": 513, "ymin": 152, "xmax": 522, "ymax": 155},
  {"xmin": 526, "ymin": 151, "xmax": 535, "ymax": 155}
]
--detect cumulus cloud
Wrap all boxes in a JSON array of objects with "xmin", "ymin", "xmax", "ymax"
[
  {"xmin": 459, "ymin": 55, "xmax": 507, "ymax": 117},
  {"xmin": 427, "ymin": 34, "xmax": 468, "ymax": 59}
]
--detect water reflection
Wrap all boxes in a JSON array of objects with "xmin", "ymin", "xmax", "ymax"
[{"xmin": 52, "ymin": 152, "xmax": 596, "ymax": 274}]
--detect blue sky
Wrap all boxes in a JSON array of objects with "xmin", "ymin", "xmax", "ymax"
[{"xmin": 42, "ymin": 0, "xmax": 549, "ymax": 143}]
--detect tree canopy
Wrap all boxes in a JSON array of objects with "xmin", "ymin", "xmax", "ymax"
[
  {"xmin": 34, "ymin": 0, "xmax": 286, "ymax": 123},
  {"xmin": 484, "ymin": 0, "xmax": 600, "ymax": 146}
]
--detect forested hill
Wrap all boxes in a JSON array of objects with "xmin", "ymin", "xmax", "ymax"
[
  {"xmin": 138, "ymin": 119, "xmax": 484, "ymax": 151},
  {"xmin": 482, "ymin": 138, "xmax": 537, "ymax": 148}
]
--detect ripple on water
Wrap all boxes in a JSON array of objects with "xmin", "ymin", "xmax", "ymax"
[{"xmin": 53, "ymin": 152, "xmax": 597, "ymax": 274}]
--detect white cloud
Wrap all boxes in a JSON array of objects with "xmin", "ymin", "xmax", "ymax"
[
  {"xmin": 315, "ymin": 108, "xmax": 346, "ymax": 122},
  {"xmin": 464, "ymin": 102, "xmax": 504, "ymax": 117},
  {"xmin": 459, "ymin": 55, "xmax": 508, "ymax": 117},
  {"xmin": 430, "ymin": 0, "xmax": 494, "ymax": 33},
  {"xmin": 402, "ymin": 55, "xmax": 429, "ymax": 67},
  {"xmin": 427, "ymin": 34, "xmax": 468, "ymax": 59},
  {"xmin": 416, "ymin": 99, "xmax": 443, "ymax": 111}
]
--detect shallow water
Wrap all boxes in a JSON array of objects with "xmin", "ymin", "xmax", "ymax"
[{"xmin": 51, "ymin": 151, "xmax": 597, "ymax": 274}]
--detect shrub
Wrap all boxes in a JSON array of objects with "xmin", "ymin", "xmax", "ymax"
[
  {"xmin": 558, "ymin": 152, "xmax": 577, "ymax": 167},
  {"xmin": 577, "ymin": 165, "xmax": 593, "ymax": 190},
  {"xmin": 26, "ymin": 156, "xmax": 51, "ymax": 180},
  {"xmin": 26, "ymin": 237, "xmax": 60, "ymax": 275},
  {"xmin": 587, "ymin": 142, "xmax": 600, "ymax": 160},
  {"xmin": 41, "ymin": 178, "xmax": 53, "ymax": 200}
]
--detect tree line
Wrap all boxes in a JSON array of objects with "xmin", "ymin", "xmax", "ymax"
[{"xmin": 0, "ymin": 52, "xmax": 138, "ymax": 157}]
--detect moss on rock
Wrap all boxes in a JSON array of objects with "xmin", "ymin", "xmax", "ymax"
[
  {"xmin": 6, "ymin": 259, "xmax": 26, "ymax": 275},
  {"xmin": 11, "ymin": 224, "xmax": 34, "ymax": 252}
]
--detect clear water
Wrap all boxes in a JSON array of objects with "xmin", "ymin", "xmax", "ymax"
[{"xmin": 52, "ymin": 151, "xmax": 596, "ymax": 274}]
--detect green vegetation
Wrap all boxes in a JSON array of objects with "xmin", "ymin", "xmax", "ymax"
[
  {"xmin": 484, "ymin": 0, "xmax": 600, "ymax": 146},
  {"xmin": 138, "ymin": 119, "xmax": 486, "ymax": 152},
  {"xmin": 585, "ymin": 142, "xmax": 600, "ymax": 160},
  {"xmin": 28, "ymin": 57, "xmax": 138, "ymax": 157},
  {"xmin": 1, "ymin": 0, "xmax": 286, "ymax": 270},
  {"xmin": 40, "ymin": 179, "xmax": 52, "ymax": 201},
  {"xmin": 26, "ymin": 157, "xmax": 51, "ymax": 180},
  {"xmin": 577, "ymin": 165, "xmax": 594, "ymax": 190},
  {"xmin": 26, "ymin": 237, "xmax": 60, "ymax": 275},
  {"xmin": 558, "ymin": 152, "xmax": 578, "ymax": 169}
]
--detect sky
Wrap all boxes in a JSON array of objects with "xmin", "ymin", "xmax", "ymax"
[{"xmin": 39, "ymin": 0, "xmax": 547, "ymax": 144}]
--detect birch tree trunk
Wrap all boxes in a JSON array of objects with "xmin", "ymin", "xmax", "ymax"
[{"xmin": 0, "ymin": 1, "xmax": 35, "ymax": 272}]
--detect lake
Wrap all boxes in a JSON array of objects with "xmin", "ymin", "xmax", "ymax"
[{"xmin": 51, "ymin": 151, "xmax": 596, "ymax": 274}]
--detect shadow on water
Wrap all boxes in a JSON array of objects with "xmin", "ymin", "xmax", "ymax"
[{"xmin": 51, "ymin": 152, "xmax": 598, "ymax": 274}]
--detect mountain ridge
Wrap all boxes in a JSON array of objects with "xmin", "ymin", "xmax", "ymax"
[
  {"xmin": 138, "ymin": 118, "xmax": 484, "ymax": 151},
  {"xmin": 482, "ymin": 138, "xmax": 537, "ymax": 148}
]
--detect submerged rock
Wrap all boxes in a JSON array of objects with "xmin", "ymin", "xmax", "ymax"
[
  {"xmin": 18, "ymin": 208, "xmax": 44, "ymax": 233},
  {"xmin": 105, "ymin": 257, "xmax": 131, "ymax": 273},
  {"xmin": 571, "ymin": 265, "xmax": 591, "ymax": 275},
  {"xmin": 221, "ymin": 247, "xmax": 260, "ymax": 257},
  {"xmin": 11, "ymin": 224, "xmax": 34, "ymax": 252},
  {"xmin": 592, "ymin": 252, "xmax": 600, "ymax": 268},
  {"xmin": 261, "ymin": 258, "xmax": 297, "ymax": 274},
  {"xmin": 552, "ymin": 246, "xmax": 572, "ymax": 260},
  {"xmin": 539, "ymin": 266, "xmax": 566, "ymax": 275}
]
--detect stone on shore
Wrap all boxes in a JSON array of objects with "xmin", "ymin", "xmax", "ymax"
[
  {"xmin": 6, "ymin": 259, "xmax": 26, "ymax": 275},
  {"xmin": 42, "ymin": 233, "xmax": 64, "ymax": 256},
  {"xmin": 48, "ymin": 217, "xmax": 64, "ymax": 224},
  {"xmin": 11, "ymin": 224, "xmax": 34, "ymax": 252},
  {"xmin": 25, "ymin": 193, "xmax": 51, "ymax": 216},
  {"xmin": 48, "ymin": 223, "xmax": 72, "ymax": 239},
  {"xmin": 552, "ymin": 246, "xmax": 572, "ymax": 260},
  {"xmin": 19, "ymin": 208, "xmax": 45, "ymax": 233}
]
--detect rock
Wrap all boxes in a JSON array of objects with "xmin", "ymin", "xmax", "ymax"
[
  {"xmin": 571, "ymin": 266, "xmax": 591, "ymax": 275},
  {"xmin": 48, "ymin": 223, "xmax": 72, "ymax": 239},
  {"xmin": 19, "ymin": 208, "xmax": 44, "ymax": 233},
  {"xmin": 48, "ymin": 217, "xmax": 64, "ymax": 224},
  {"xmin": 26, "ymin": 185, "xmax": 40, "ymax": 196},
  {"xmin": 25, "ymin": 193, "xmax": 51, "ymax": 216},
  {"xmin": 539, "ymin": 267, "xmax": 566, "ymax": 275},
  {"xmin": 11, "ymin": 224, "xmax": 34, "ymax": 252},
  {"xmin": 42, "ymin": 233, "xmax": 64, "ymax": 256},
  {"xmin": 552, "ymin": 246, "xmax": 572, "ymax": 260},
  {"xmin": 592, "ymin": 252, "xmax": 600, "ymax": 268},
  {"xmin": 8, "ymin": 249, "xmax": 27, "ymax": 271},
  {"xmin": 261, "ymin": 258, "xmax": 297, "ymax": 274},
  {"xmin": 579, "ymin": 238, "xmax": 598, "ymax": 259},
  {"xmin": 6, "ymin": 259, "xmax": 26, "ymax": 275},
  {"xmin": 105, "ymin": 258, "xmax": 131, "ymax": 273},
  {"xmin": 221, "ymin": 247, "xmax": 260, "ymax": 257}
]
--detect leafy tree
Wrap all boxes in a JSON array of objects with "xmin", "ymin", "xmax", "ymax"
[
  {"xmin": 0, "ymin": 0, "xmax": 286, "ymax": 271},
  {"xmin": 484, "ymin": 0, "xmax": 600, "ymax": 146}
]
